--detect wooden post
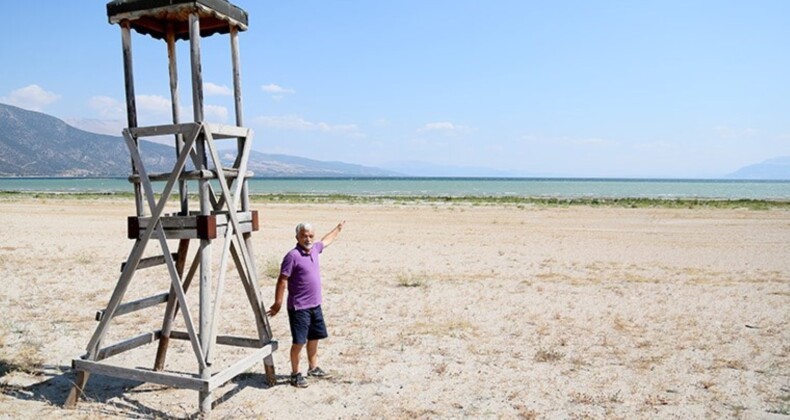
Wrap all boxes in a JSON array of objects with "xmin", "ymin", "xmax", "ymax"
[
  {"xmin": 153, "ymin": 23, "xmax": 192, "ymax": 373},
  {"xmin": 166, "ymin": 23, "xmax": 188, "ymax": 215},
  {"xmin": 189, "ymin": 12, "xmax": 212, "ymax": 415},
  {"xmin": 121, "ymin": 20, "xmax": 144, "ymax": 217},
  {"xmin": 64, "ymin": 370, "xmax": 89, "ymax": 408},
  {"xmin": 231, "ymin": 25, "xmax": 251, "ymax": 211},
  {"xmin": 231, "ymin": 25, "xmax": 243, "ymax": 129}
]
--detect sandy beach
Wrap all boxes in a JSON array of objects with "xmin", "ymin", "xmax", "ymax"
[{"xmin": 0, "ymin": 197, "xmax": 788, "ymax": 418}]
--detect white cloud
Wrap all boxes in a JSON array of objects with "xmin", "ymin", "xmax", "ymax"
[
  {"xmin": 257, "ymin": 115, "xmax": 313, "ymax": 130},
  {"xmin": 420, "ymin": 122, "xmax": 455, "ymax": 131},
  {"xmin": 573, "ymin": 137, "xmax": 617, "ymax": 147},
  {"xmin": 418, "ymin": 121, "xmax": 471, "ymax": 135},
  {"xmin": 89, "ymin": 94, "xmax": 229, "ymax": 125},
  {"xmin": 715, "ymin": 126, "xmax": 758, "ymax": 140},
  {"xmin": 90, "ymin": 94, "xmax": 171, "ymax": 121},
  {"xmin": 1, "ymin": 84, "xmax": 60, "ymax": 111},
  {"xmin": 204, "ymin": 82, "xmax": 232, "ymax": 96},
  {"xmin": 136, "ymin": 94, "xmax": 172, "ymax": 114},
  {"xmin": 256, "ymin": 114, "xmax": 364, "ymax": 137},
  {"xmin": 65, "ymin": 118, "xmax": 125, "ymax": 136},
  {"xmin": 89, "ymin": 96, "xmax": 125, "ymax": 119},
  {"xmin": 204, "ymin": 104, "xmax": 229, "ymax": 123},
  {"xmin": 262, "ymin": 84, "xmax": 295, "ymax": 95}
]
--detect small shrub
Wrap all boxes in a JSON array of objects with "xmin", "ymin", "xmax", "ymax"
[
  {"xmin": 534, "ymin": 348, "xmax": 564, "ymax": 363},
  {"xmin": 397, "ymin": 272, "xmax": 428, "ymax": 288}
]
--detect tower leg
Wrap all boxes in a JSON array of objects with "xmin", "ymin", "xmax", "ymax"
[
  {"xmin": 264, "ymin": 357, "xmax": 276, "ymax": 386},
  {"xmin": 236, "ymin": 232, "xmax": 278, "ymax": 386},
  {"xmin": 64, "ymin": 370, "xmax": 90, "ymax": 408},
  {"xmin": 154, "ymin": 239, "xmax": 191, "ymax": 371}
]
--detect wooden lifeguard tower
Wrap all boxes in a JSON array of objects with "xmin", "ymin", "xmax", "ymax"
[{"xmin": 66, "ymin": 0, "xmax": 277, "ymax": 415}]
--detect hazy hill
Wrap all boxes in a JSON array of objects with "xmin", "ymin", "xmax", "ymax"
[
  {"xmin": 0, "ymin": 103, "xmax": 399, "ymax": 178},
  {"xmin": 727, "ymin": 156, "xmax": 790, "ymax": 180},
  {"xmin": 0, "ymin": 103, "xmax": 174, "ymax": 176}
]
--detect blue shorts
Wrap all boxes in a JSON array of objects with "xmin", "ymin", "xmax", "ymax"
[{"xmin": 287, "ymin": 305, "xmax": 329, "ymax": 345}]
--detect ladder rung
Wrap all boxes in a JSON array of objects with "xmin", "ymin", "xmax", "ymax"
[
  {"xmin": 127, "ymin": 168, "xmax": 254, "ymax": 183},
  {"xmin": 95, "ymin": 292, "xmax": 170, "ymax": 321},
  {"xmin": 121, "ymin": 253, "xmax": 179, "ymax": 272}
]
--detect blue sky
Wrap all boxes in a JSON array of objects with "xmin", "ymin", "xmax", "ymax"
[{"xmin": 1, "ymin": 1, "xmax": 788, "ymax": 178}]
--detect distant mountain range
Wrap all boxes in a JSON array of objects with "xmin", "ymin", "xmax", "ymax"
[
  {"xmin": 0, "ymin": 103, "xmax": 399, "ymax": 178},
  {"xmin": 726, "ymin": 156, "xmax": 790, "ymax": 180},
  {"xmin": 2, "ymin": 103, "xmax": 788, "ymax": 179}
]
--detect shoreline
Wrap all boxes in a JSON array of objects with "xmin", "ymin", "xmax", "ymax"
[{"xmin": 1, "ymin": 190, "xmax": 789, "ymax": 210}]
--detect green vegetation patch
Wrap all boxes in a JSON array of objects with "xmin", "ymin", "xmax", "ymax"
[
  {"xmin": 1, "ymin": 190, "xmax": 788, "ymax": 210},
  {"xmin": 249, "ymin": 193, "xmax": 790, "ymax": 210}
]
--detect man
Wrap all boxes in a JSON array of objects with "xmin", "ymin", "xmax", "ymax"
[{"xmin": 267, "ymin": 221, "xmax": 345, "ymax": 388}]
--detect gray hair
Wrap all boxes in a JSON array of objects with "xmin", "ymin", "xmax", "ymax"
[{"xmin": 295, "ymin": 222, "xmax": 314, "ymax": 235}]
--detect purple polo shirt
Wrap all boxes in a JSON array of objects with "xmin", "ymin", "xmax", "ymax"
[{"xmin": 280, "ymin": 241, "xmax": 324, "ymax": 310}]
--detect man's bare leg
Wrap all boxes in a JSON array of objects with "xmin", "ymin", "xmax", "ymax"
[
  {"xmin": 290, "ymin": 343, "xmax": 304, "ymax": 373},
  {"xmin": 307, "ymin": 339, "xmax": 319, "ymax": 369}
]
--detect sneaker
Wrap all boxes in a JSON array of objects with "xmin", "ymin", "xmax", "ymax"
[
  {"xmin": 307, "ymin": 366, "xmax": 332, "ymax": 379},
  {"xmin": 290, "ymin": 372, "xmax": 308, "ymax": 388}
]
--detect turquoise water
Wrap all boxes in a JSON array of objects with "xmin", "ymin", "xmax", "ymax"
[{"xmin": 1, "ymin": 177, "xmax": 789, "ymax": 200}]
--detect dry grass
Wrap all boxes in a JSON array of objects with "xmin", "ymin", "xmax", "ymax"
[
  {"xmin": 14, "ymin": 342, "xmax": 45, "ymax": 374},
  {"xmin": 397, "ymin": 271, "xmax": 429, "ymax": 288},
  {"xmin": 569, "ymin": 391, "xmax": 623, "ymax": 405},
  {"xmin": 713, "ymin": 358, "xmax": 747, "ymax": 370},
  {"xmin": 644, "ymin": 394, "xmax": 672, "ymax": 406},
  {"xmin": 512, "ymin": 404, "xmax": 539, "ymax": 419},
  {"xmin": 262, "ymin": 256, "xmax": 281, "ymax": 279},
  {"xmin": 534, "ymin": 347, "xmax": 564, "ymax": 363}
]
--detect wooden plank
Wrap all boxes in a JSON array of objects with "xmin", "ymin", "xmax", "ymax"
[
  {"xmin": 96, "ymin": 331, "xmax": 161, "ymax": 361},
  {"xmin": 205, "ymin": 126, "xmax": 255, "ymax": 289},
  {"xmin": 95, "ymin": 292, "xmax": 169, "ymax": 321},
  {"xmin": 208, "ymin": 343, "xmax": 277, "ymax": 392},
  {"xmin": 128, "ymin": 224, "xmax": 253, "ymax": 241},
  {"xmin": 73, "ymin": 359, "xmax": 206, "ymax": 392},
  {"xmin": 131, "ymin": 212, "xmax": 253, "ymax": 232},
  {"xmin": 169, "ymin": 331, "xmax": 269, "ymax": 349},
  {"xmin": 120, "ymin": 253, "xmax": 179, "ymax": 272},
  {"xmin": 128, "ymin": 168, "xmax": 253, "ymax": 183},
  {"xmin": 206, "ymin": 123, "xmax": 249, "ymax": 139},
  {"xmin": 205, "ymin": 211, "xmax": 235, "ymax": 363},
  {"xmin": 129, "ymin": 122, "xmax": 198, "ymax": 138}
]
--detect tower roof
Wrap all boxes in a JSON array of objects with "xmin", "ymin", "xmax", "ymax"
[{"xmin": 106, "ymin": 0, "xmax": 248, "ymax": 40}]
